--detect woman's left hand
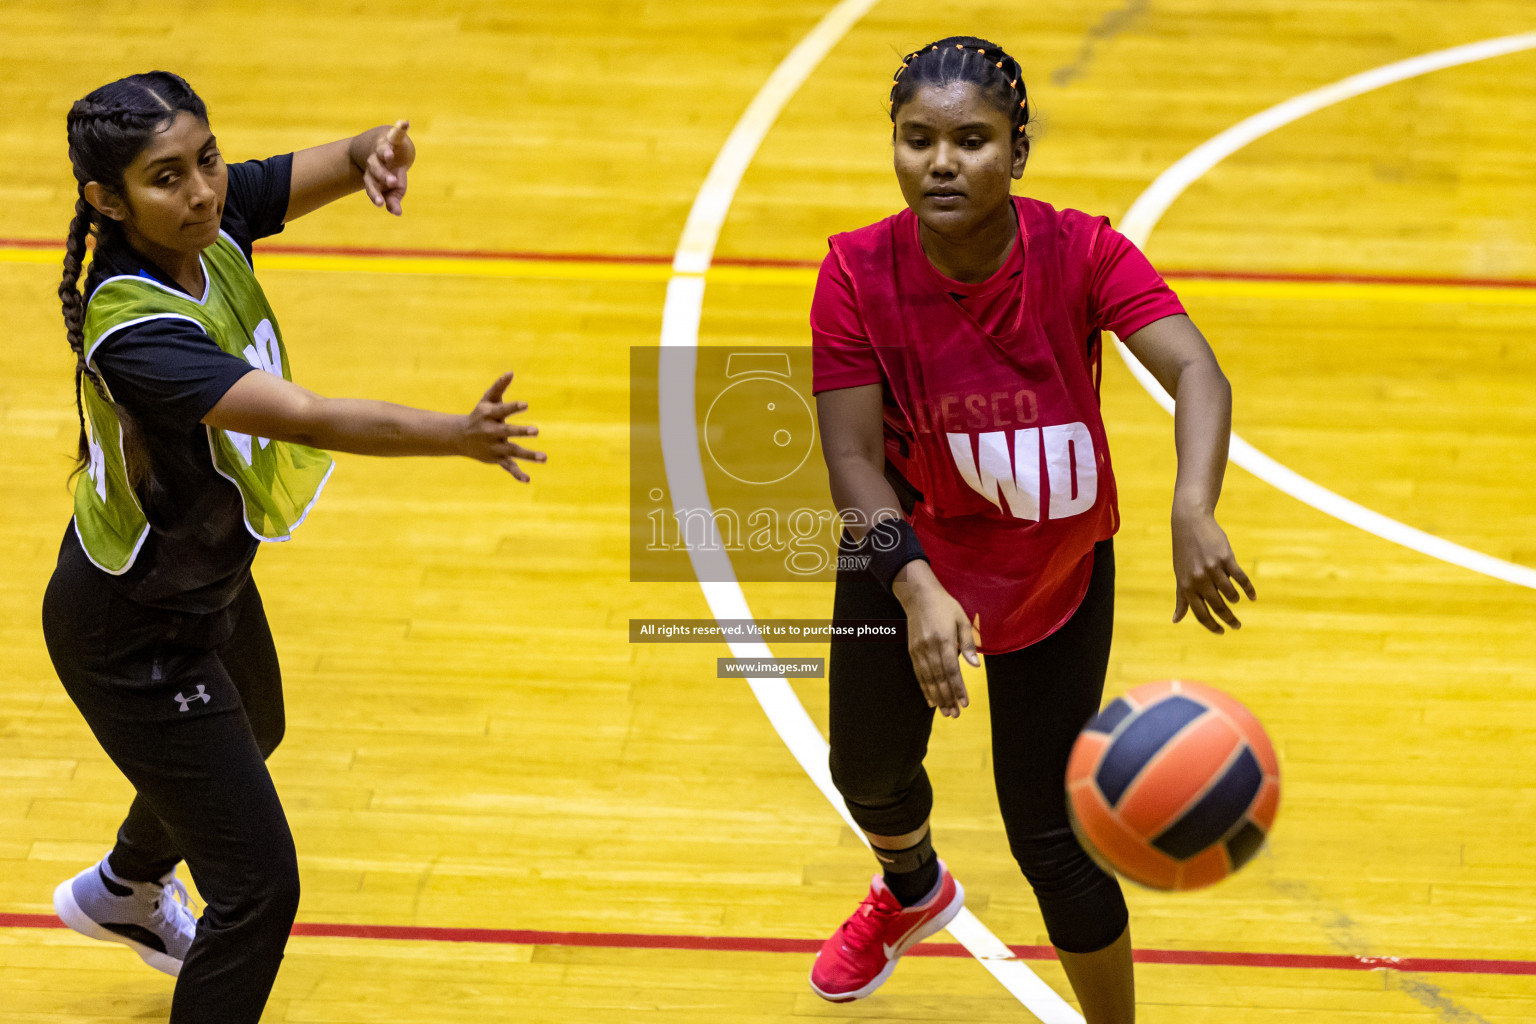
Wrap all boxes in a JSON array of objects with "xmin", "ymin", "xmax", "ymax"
[
  {"xmin": 1171, "ymin": 506, "xmax": 1256, "ymax": 634},
  {"xmin": 364, "ymin": 120, "xmax": 415, "ymax": 215}
]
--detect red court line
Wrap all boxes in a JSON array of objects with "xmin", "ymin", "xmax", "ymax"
[
  {"xmin": 4, "ymin": 236, "xmax": 1536, "ymax": 288},
  {"xmin": 253, "ymin": 244, "xmax": 818, "ymax": 269},
  {"xmin": 259, "ymin": 243, "xmax": 677, "ymax": 265},
  {"xmin": 3, "ymin": 913, "xmax": 1532, "ymax": 976},
  {"xmin": 1158, "ymin": 267, "xmax": 1536, "ymax": 290}
]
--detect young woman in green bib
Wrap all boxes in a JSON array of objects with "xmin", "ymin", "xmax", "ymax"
[{"xmin": 44, "ymin": 71, "xmax": 543, "ymax": 1023}]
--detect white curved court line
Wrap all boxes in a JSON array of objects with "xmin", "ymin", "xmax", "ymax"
[
  {"xmin": 1116, "ymin": 32, "xmax": 1536, "ymax": 591},
  {"xmin": 656, "ymin": 3, "xmax": 1085, "ymax": 1021}
]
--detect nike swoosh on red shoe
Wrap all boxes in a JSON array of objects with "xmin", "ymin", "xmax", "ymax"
[{"xmin": 882, "ymin": 913, "xmax": 937, "ymax": 958}]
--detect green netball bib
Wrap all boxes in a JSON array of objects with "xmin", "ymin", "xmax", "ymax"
[{"xmin": 74, "ymin": 231, "xmax": 334, "ymax": 574}]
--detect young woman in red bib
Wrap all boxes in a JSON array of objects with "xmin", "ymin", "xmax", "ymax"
[{"xmin": 808, "ymin": 37, "xmax": 1256, "ymax": 1021}]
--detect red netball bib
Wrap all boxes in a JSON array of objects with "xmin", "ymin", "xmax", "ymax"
[{"xmin": 829, "ymin": 197, "xmax": 1120, "ymax": 653}]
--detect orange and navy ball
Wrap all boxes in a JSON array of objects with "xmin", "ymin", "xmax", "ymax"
[{"xmin": 1065, "ymin": 680, "xmax": 1280, "ymax": 891}]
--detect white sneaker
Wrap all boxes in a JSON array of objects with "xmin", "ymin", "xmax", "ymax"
[{"xmin": 53, "ymin": 858, "xmax": 197, "ymax": 976}]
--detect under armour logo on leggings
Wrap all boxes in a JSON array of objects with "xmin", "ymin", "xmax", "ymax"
[{"xmin": 174, "ymin": 685, "xmax": 210, "ymax": 712}]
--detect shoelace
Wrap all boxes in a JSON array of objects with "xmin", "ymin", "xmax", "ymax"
[
  {"xmin": 838, "ymin": 891, "xmax": 899, "ymax": 951},
  {"xmin": 150, "ymin": 876, "xmax": 197, "ymax": 941}
]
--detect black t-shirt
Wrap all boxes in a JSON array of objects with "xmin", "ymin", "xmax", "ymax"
[{"xmin": 79, "ymin": 153, "xmax": 293, "ymax": 613}]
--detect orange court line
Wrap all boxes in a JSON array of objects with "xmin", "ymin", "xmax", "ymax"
[{"xmin": 3, "ymin": 238, "xmax": 1535, "ymax": 303}]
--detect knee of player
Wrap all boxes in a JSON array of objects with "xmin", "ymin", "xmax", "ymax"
[
  {"xmin": 248, "ymin": 832, "xmax": 303, "ymax": 919},
  {"xmin": 829, "ymin": 754, "xmax": 911, "ymax": 808},
  {"xmin": 262, "ymin": 854, "xmax": 303, "ymax": 923},
  {"xmin": 253, "ymin": 709, "xmax": 287, "ymax": 758},
  {"xmin": 1008, "ymin": 828, "xmax": 1128, "ymax": 953},
  {"xmin": 1007, "ymin": 827, "xmax": 1105, "ymax": 893},
  {"xmin": 202, "ymin": 854, "xmax": 301, "ymax": 935}
]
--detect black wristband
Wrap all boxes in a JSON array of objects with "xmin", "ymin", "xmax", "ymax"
[{"xmin": 864, "ymin": 518, "xmax": 928, "ymax": 593}]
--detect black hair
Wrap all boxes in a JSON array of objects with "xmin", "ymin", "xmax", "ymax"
[
  {"xmin": 60, "ymin": 71, "xmax": 209, "ymax": 485},
  {"xmin": 889, "ymin": 36, "xmax": 1032, "ymax": 140}
]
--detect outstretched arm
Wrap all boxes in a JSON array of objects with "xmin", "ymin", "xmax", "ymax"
[
  {"xmin": 818, "ymin": 383, "xmax": 976, "ymax": 717},
  {"xmin": 1121, "ymin": 313, "xmax": 1256, "ymax": 633},
  {"xmin": 285, "ymin": 120, "xmax": 415, "ymax": 222},
  {"xmin": 203, "ymin": 370, "xmax": 544, "ymax": 482}
]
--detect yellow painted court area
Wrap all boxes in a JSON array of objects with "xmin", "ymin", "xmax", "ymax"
[{"xmin": 2, "ymin": 1, "xmax": 1536, "ymax": 1022}]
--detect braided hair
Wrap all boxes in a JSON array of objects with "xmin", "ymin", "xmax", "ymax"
[
  {"xmin": 60, "ymin": 71, "xmax": 208, "ymax": 485},
  {"xmin": 889, "ymin": 36, "xmax": 1032, "ymax": 140}
]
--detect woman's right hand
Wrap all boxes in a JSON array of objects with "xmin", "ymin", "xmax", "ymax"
[
  {"xmin": 893, "ymin": 561, "xmax": 979, "ymax": 718},
  {"xmin": 462, "ymin": 372, "xmax": 545, "ymax": 481}
]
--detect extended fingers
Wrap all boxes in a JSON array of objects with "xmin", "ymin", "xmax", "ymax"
[
  {"xmin": 1191, "ymin": 560, "xmax": 1246, "ymax": 630},
  {"xmin": 1182, "ymin": 556, "xmax": 1249, "ymax": 625},
  {"xmin": 378, "ymin": 121, "xmax": 409, "ymax": 170},
  {"xmin": 913, "ymin": 663, "xmax": 941, "ymax": 710},
  {"xmin": 1174, "ymin": 571, "xmax": 1215, "ymax": 630},
  {"xmin": 384, "ymin": 120, "xmax": 412, "ymax": 171},
  {"xmin": 947, "ymin": 621, "xmax": 974, "ymax": 711},
  {"xmin": 1178, "ymin": 578, "xmax": 1240, "ymax": 633},
  {"xmin": 911, "ymin": 648, "xmax": 946, "ymax": 712},
  {"xmin": 487, "ymin": 400, "xmax": 529, "ymax": 420},
  {"xmin": 492, "ymin": 446, "xmax": 544, "ymax": 482},
  {"xmin": 486, "ymin": 439, "xmax": 545, "ymax": 458},
  {"xmin": 480, "ymin": 372, "xmax": 514, "ymax": 405},
  {"xmin": 1183, "ymin": 591, "xmax": 1224, "ymax": 633},
  {"xmin": 1231, "ymin": 561, "xmax": 1258, "ymax": 601},
  {"xmin": 1203, "ymin": 588, "xmax": 1241, "ymax": 629},
  {"xmin": 948, "ymin": 670, "xmax": 970, "ymax": 714},
  {"xmin": 928, "ymin": 667, "xmax": 960, "ymax": 717},
  {"xmin": 1207, "ymin": 552, "xmax": 1255, "ymax": 606},
  {"xmin": 911, "ymin": 643, "xmax": 966, "ymax": 717}
]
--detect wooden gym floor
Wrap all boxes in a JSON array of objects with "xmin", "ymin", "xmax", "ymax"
[{"xmin": 2, "ymin": 1, "xmax": 1535, "ymax": 1020}]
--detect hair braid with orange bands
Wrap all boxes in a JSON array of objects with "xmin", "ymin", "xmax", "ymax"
[{"xmin": 889, "ymin": 36, "xmax": 1032, "ymax": 137}]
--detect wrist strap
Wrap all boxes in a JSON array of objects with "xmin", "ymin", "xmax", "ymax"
[{"xmin": 864, "ymin": 518, "xmax": 928, "ymax": 593}]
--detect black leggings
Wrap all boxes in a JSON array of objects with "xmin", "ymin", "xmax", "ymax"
[
  {"xmin": 42, "ymin": 532, "xmax": 297, "ymax": 1024},
  {"xmin": 828, "ymin": 539, "xmax": 1128, "ymax": 954}
]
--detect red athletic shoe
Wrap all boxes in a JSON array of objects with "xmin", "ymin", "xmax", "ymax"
[{"xmin": 809, "ymin": 861, "xmax": 965, "ymax": 1002}]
